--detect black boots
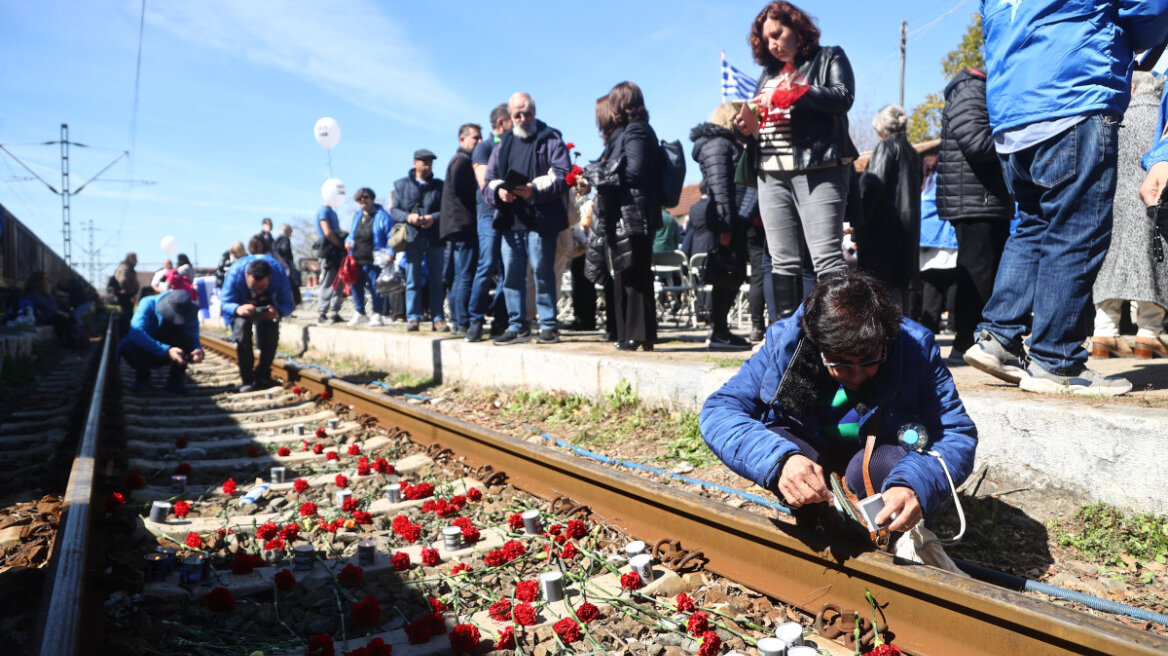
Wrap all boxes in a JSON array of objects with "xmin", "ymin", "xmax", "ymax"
[{"xmin": 771, "ymin": 274, "xmax": 801, "ymax": 321}]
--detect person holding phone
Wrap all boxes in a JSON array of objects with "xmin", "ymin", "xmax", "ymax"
[
  {"xmin": 118, "ymin": 290, "xmax": 204, "ymax": 394},
  {"xmin": 220, "ymin": 255, "xmax": 295, "ymax": 392}
]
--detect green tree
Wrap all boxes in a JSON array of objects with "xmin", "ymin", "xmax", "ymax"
[
  {"xmin": 906, "ymin": 13, "xmax": 984, "ymax": 142},
  {"xmin": 907, "ymin": 92, "xmax": 944, "ymax": 142}
]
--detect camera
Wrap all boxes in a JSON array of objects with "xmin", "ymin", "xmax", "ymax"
[
  {"xmin": 856, "ymin": 494, "xmax": 887, "ymax": 531},
  {"xmin": 254, "ymin": 305, "xmax": 271, "ymax": 314}
]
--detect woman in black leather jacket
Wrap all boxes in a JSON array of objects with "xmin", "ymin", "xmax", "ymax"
[
  {"xmin": 736, "ymin": 1, "xmax": 858, "ymax": 320},
  {"xmin": 586, "ymin": 81, "xmax": 662, "ymax": 351}
]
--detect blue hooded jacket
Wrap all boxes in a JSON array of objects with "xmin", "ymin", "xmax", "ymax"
[
  {"xmin": 699, "ymin": 307, "xmax": 977, "ymax": 518},
  {"xmin": 981, "ymin": 0, "xmax": 1168, "ymax": 134},
  {"xmin": 349, "ymin": 205, "xmax": 393, "ymax": 253},
  {"xmin": 117, "ymin": 290, "xmax": 200, "ymax": 359},
  {"xmin": 219, "ymin": 254, "xmax": 295, "ymax": 325}
]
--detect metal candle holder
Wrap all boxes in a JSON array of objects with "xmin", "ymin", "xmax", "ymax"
[
  {"xmin": 628, "ymin": 553, "xmax": 654, "ymax": 582},
  {"xmin": 293, "ymin": 544, "xmax": 314, "ymax": 571},
  {"xmin": 327, "ymin": 418, "xmax": 339, "ymax": 430},
  {"xmin": 179, "ymin": 553, "xmax": 206, "ymax": 585},
  {"xmin": 148, "ymin": 501, "xmax": 171, "ymax": 524},
  {"xmin": 539, "ymin": 570, "xmax": 564, "ymax": 602},
  {"xmin": 521, "ymin": 509, "xmax": 542, "ymax": 535},
  {"xmin": 357, "ymin": 540, "xmax": 376, "ymax": 565},
  {"xmin": 335, "ymin": 489, "xmax": 351, "ymax": 506},
  {"xmin": 385, "ymin": 483, "xmax": 402, "ymax": 503},
  {"xmin": 170, "ymin": 475, "xmax": 187, "ymax": 493},
  {"xmin": 755, "ymin": 637, "xmax": 787, "ymax": 656},
  {"xmin": 775, "ymin": 622, "xmax": 803, "ymax": 648},
  {"xmin": 143, "ymin": 553, "xmax": 167, "ymax": 582},
  {"xmin": 442, "ymin": 526, "xmax": 463, "ymax": 551},
  {"xmin": 624, "ymin": 540, "xmax": 646, "ymax": 558},
  {"xmin": 270, "ymin": 466, "xmax": 286, "ymax": 483}
]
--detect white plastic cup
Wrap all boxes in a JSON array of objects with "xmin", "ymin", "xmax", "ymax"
[
  {"xmin": 442, "ymin": 526, "xmax": 463, "ymax": 551},
  {"xmin": 148, "ymin": 501, "xmax": 171, "ymax": 523},
  {"xmin": 385, "ymin": 482, "xmax": 402, "ymax": 503},
  {"xmin": 539, "ymin": 570, "xmax": 564, "ymax": 602},
  {"xmin": 756, "ymin": 637, "xmax": 787, "ymax": 656},
  {"xmin": 521, "ymin": 509, "xmax": 542, "ymax": 534},
  {"xmin": 775, "ymin": 621, "xmax": 803, "ymax": 647},
  {"xmin": 270, "ymin": 466, "xmax": 286, "ymax": 483},
  {"xmin": 786, "ymin": 647, "xmax": 817, "ymax": 656},
  {"xmin": 629, "ymin": 553, "xmax": 654, "ymax": 582},
  {"xmin": 336, "ymin": 489, "xmax": 351, "ymax": 506},
  {"xmin": 624, "ymin": 540, "xmax": 646, "ymax": 558}
]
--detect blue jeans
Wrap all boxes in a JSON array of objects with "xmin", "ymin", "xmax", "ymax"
[
  {"xmin": 978, "ymin": 112, "xmax": 1119, "ymax": 373},
  {"xmin": 469, "ymin": 215, "xmax": 503, "ymax": 325},
  {"xmin": 405, "ymin": 236, "xmax": 446, "ymax": 322},
  {"xmin": 448, "ymin": 236, "xmax": 478, "ymax": 329},
  {"xmin": 351, "ymin": 263, "xmax": 383, "ymax": 316},
  {"xmin": 500, "ymin": 228, "xmax": 558, "ymax": 332}
]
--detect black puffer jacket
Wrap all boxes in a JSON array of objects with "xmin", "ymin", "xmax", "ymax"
[
  {"xmin": 689, "ymin": 123, "xmax": 743, "ymax": 234},
  {"xmin": 754, "ymin": 45, "xmax": 860, "ymax": 170},
  {"xmin": 439, "ymin": 147, "xmax": 477, "ymax": 240},
  {"xmin": 936, "ymin": 68, "xmax": 1012, "ymax": 222}
]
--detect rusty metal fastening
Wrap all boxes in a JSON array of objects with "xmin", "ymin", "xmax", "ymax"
[
  {"xmin": 649, "ymin": 539, "xmax": 707, "ymax": 572},
  {"xmin": 549, "ymin": 496, "xmax": 590, "ymax": 517},
  {"xmin": 425, "ymin": 444, "xmax": 453, "ymax": 460},
  {"xmin": 473, "ymin": 464, "xmax": 508, "ymax": 487},
  {"xmin": 813, "ymin": 603, "xmax": 884, "ymax": 650}
]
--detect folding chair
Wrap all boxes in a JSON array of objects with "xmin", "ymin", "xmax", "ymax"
[
  {"xmin": 688, "ymin": 252, "xmax": 712, "ymax": 327},
  {"xmin": 653, "ymin": 250, "xmax": 695, "ymax": 327}
]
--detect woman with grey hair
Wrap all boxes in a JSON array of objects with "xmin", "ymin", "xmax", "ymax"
[
  {"xmin": 1091, "ymin": 71, "xmax": 1168, "ymax": 358},
  {"xmin": 855, "ymin": 103, "xmax": 921, "ymax": 313}
]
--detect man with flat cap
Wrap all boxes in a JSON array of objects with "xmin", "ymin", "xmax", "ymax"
[
  {"xmin": 118, "ymin": 289, "xmax": 205, "ymax": 394},
  {"xmin": 391, "ymin": 148, "xmax": 446, "ymax": 331}
]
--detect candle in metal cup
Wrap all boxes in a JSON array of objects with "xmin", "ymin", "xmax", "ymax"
[
  {"xmin": 539, "ymin": 570, "xmax": 564, "ymax": 602},
  {"xmin": 156, "ymin": 546, "xmax": 179, "ymax": 571},
  {"xmin": 624, "ymin": 540, "xmax": 646, "ymax": 558},
  {"xmin": 170, "ymin": 475, "xmax": 187, "ymax": 493},
  {"xmin": 521, "ymin": 509, "xmax": 542, "ymax": 535},
  {"xmin": 293, "ymin": 544, "xmax": 315, "ymax": 570},
  {"xmin": 336, "ymin": 489, "xmax": 351, "ymax": 506},
  {"xmin": 327, "ymin": 418, "xmax": 339, "ymax": 430},
  {"xmin": 385, "ymin": 483, "xmax": 402, "ymax": 503},
  {"xmin": 442, "ymin": 526, "xmax": 463, "ymax": 551},
  {"xmin": 755, "ymin": 637, "xmax": 787, "ymax": 656},
  {"xmin": 357, "ymin": 540, "xmax": 376, "ymax": 565},
  {"xmin": 179, "ymin": 554, "xmax": 206, "ymax": 585},
  {"xmin": 270, "ymin": 466, "xmax": 286, "ymax": 483},
  {"xmin": 294, "ymin": 424, "xmax": 305, "ymax": 436},
  {"xmin": 148, "ymin": 501, "xmax": 171, "ymax": 524},
  {"xmin": 786, "ymin": 647, "xmax": 817, "ymax": 656},
  {"xmin": 628, "ymin": 553, "xmax": 654, "ymax": 582},
  {"xmin": 265, "ymin": 390, "xmax": 274, "ymax": 400},
  {"xmin": 775, "ymin": 622, "xmax": 803, "ymax": 647},
  {"xmin": 143, "ymin": 553, "xmax": 167, "ymax": 582}
]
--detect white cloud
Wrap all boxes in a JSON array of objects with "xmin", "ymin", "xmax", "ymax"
[{"xmin": 143, "ymin": 0, "xmax": 466, "ymax": 126}]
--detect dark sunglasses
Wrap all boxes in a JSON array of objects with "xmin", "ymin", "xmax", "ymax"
[
  {"xmin": 820, "ymin": 350, "xmax": 887, "ymax": 370},
  {"xmin": 355, "ymin": 195, "xmax": 372, "ymax": 201}
]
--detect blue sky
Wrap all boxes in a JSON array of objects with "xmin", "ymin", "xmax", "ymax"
[{"xmin": 2, "ymin": 0, "xmax": 981, "ymax": 283}]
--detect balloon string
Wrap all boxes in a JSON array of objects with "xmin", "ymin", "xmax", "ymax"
[{"xmin": 328, "ymin": 150, "xmax": 333, "ymax": 178}]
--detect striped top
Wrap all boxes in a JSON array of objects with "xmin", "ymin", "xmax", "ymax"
[{"xmin": 757, "ymin": 76, "xmax": 795, "ymax": 172}]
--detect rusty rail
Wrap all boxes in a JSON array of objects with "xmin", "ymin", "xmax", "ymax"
[{"xmin": 202, "ymin": 334, "xmax": 1168, "ymax": 656}]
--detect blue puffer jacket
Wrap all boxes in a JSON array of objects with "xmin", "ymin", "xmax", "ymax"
[
  {"xmin": 219, "ymin": 254, "xmax": 295, "ymax": 325},
  {"xmin": 349, "ymin": 205, "xmax": 393, "ymax": 253},
  {"xmin": 1142, "ymin": 88, "xmax": 1168, "ymax": 170},
  {"xmin": 699, "ymin": 307, "xmax": 977, "ymax": 517},
  {"xmin": 981, "ymin": 0, "xmax": 1168, "ymax": 134},
  {"xmin": 390, "ymin": 172, "xmax": 443, "ymax": 243},
  {"xmin": 117, "ymin": 290, "xmax": 200, "ymax": 359}
]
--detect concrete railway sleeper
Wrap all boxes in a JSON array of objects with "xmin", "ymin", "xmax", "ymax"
[{"xmin": 24, "ymin": 332, "xmax": 1168, "ymax": 656}]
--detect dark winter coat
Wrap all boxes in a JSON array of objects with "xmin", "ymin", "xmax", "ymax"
[
  {"xmin": 584, "ymin": 120, "xmax": 664, "ymax": 285},
  {"xmin": 483, "ymin": 119, "xmax": 572, "ymax": 234},
  {"xmin": 682, "ymin": 196, "xmax": 717, "ymax": 259},
  {"xmin": 857, "ymin": 135, "xmax": 922, "ymax": 289},
  {"xmin": 390, "ymin": 171, "xmax": 444, "ymax": 243},
  {"xmin": 440, "ymin": 147, "xmax": 477, "ymax": 240},
  {"xmin": 753, "ymin": 45, "xmax": 860, "ymax": 170},
  {"xmin": 689, "ymin": 123, "xmax": 743, "ymax": 234},
  {"xmin": 936, "ymin": 68, "xmax": 1012, "ymax": 223}
]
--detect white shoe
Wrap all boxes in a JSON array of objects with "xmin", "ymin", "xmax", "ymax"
[
  {"xmin": 347, "ymin": 314, "xmax": 368, "ymax": 327},
  {"xmin": 368, "ymin": 314, "xmax": 384, "ymax": 327}
]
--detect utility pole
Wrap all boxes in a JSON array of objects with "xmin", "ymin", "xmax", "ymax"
[
  {"xmin": 899, "ymin": 21, "xmax": 907, "ymax": 108},
  {"xmin": 60, "ymin": 124, "xmax": 72, "ymax": 266}
]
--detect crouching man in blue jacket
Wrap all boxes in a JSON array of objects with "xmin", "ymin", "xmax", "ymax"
[{"xmin": 699, "ymin": 271, "xmax": 976, "ymax": 534}]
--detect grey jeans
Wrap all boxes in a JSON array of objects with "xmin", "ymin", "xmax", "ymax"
[
  {"xmin": 317, "ymin": 260, "xmax": 344, "ymax": 316},
  {"xmin": 757, "ymin": 165, "xmax": 848, "ymax": 277}
]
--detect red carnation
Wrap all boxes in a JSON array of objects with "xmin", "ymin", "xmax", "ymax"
[
  {"xmin": 404, "ymin": 618, "xmax": 432, "ymax": 644},
  {"xmin": 293, "ymin": 478, "xmax": 309, "ymax": 493},
  {"xmin": 299, "ymin": 501, "xmax": 317, "ymax": 517},
  {"xmin": 279, "ymin": 523, "xmax": 300, "ymax": 541},
  {"xmin": 372, "ymin": 457, "xmax": 393, "ymax": 474},
  {"xmin": 171, "ymin": 463, "xmax": 190, "ymax": 477},
  {"xmin": 347, "ymin": 443, "xmax": 361, "ymax": 456},
  {"xmin": 326, "ymin": 451, "xmax": 339, "ymax": 461},
  {"xmin": 122, "ymin": 472, "xmax": 145, "ymax": 490},
  {"xmin": 507, "ymin": 513, "xmax": 524, "ymax": 531},
  {"xmin": 688, "ymin": 610, "xmax": 709, "ymax": 636},
  {"xmin": 342, "ymin": 496, "xmax": 358, "ymax": 513},
  {"xmin": 466, "ymin": 487, "xmax": 482, "ymax": 502},
  {"xmin": 205, "ymin": 587, "xmax": 234, "ymax": 611},
  {"xmin": 168, "ymin": 500, "xmax": 189, "ymax": 519},
  {"xmin": 351, "ymin": 595, "xmax": 380, "ymax": 626},
  {"xmin": 246, "ymin": 445, "xmax": 261, "ymax": 458},
  {"xmin": 697, "ymin": 630, "xmax": 722, "ymax": 656},
  {"xmin": 334, "ymin": 473, "xmax": 348, "ymax": 488},
  {"xmin": 320, "ymin": 390, "xmax": 332, "ymax": 400},
  {"xmin": 292, "ymin": 386, "xmax": 303, "ymax": 395},
  {"xmin": 449, "ymin": 623, "xmax": 481, "ymax": 654},
  {"xmin": 105, "ymin": 492, "xmax": 126, "ymax": 512},
  {"xmin": 185, "ymin": 531, "xmax": 203, "ymax": 549},
  {"xmin": 312, "ymin": 443, "xmax": 324, "ymax": 454},
  {"xmin": 620, "ymin": 571, "xmax": 642, "ymax": 591},
  {"xmin": 450, "ymin": 562, "xmax": 472, "ymax": 575},
  {"xmin": 277, "ymin": 446, "xmax": 291, "ymax": 456},
  {"xmin": 460, "ymin": 523, "xmax": 481, "ymax": 544},
  {"xmin": 222, "ymin": 477, "xmax": 237, "ymax": 494},
  {"xmin": 256, "ymin": 521, "xmax": 279, "ymax": 541},
  {"xmin": 513, "ymin": 602, "xmax": 537, "ymax": 626},
  {"xmin": 421, "ymin": 547, "xmax": 441, "ymax": 566},
  {"xmin": 175, "ymin": 437, "xmax": 188, "ymax": 449},
  {"xmin": 397, "ymin": 522, "xmax": 421, "ymax": 542},
  {"xmin": 449, "ymin": 495, "xmax": 467, "ymax": 511},
  {"xmin": 338, "ymin": 563, "xmax": 363, "ymax": 584},
  {"xmin": 554, "ymin": 617, "xmax": 582, "ymax": 643},
  {"xmin": 676, "ymin": 592, "xmax": 696, "ymax": 611},
  {"xmin": 561, "ymin": 541, "xmax": 579, "ymax": 559},
  {"xmin": 232, "ymin": 551, "xmax": 265, "ymax": 574},
  {"xmin": 577, "ymin": 601, "xmax": 600, "ymax": 623},
  {"xmin": 502, "ymin": 540, "xmax": 527, "ymax": 562},
  {"xmin": 865, "ymin": 647, "xmax": 904, "ymax": 656},
  {"xmin": 305, "ymin": 634, "xmax": 333, "ymax": 656},
  {"xmin": 352, "ymin": 510, "xmax": 372, "ymax": 525},
  {"xmin": 483, "ymin": 549, "xmax": 505, "ymax": 567},
  {"xmin": 263, "ymin": 538, "xmax": 285, "ymax": 551},
  {"xmin": 565, "ymin": 142, "xmax": 576, "ymax": 150},
  {"xmin": 275, "ymin": 569, "xmax": 296, "ymax": 591},
  {"xmin": 315, "ymin": 427, "xmax": 327, "ymax": 438},
  {"xmin": 496, "ymin": 626, "xmax": 515, "ymax": 650},
  {"xmin": 554, "ymin": 533, "xmax": 568, "ymax": 545},
  {"xmin": 402, "ymin": 482, "xmax": 433, "ymax": 500},
  {"xmin": 488, "ymin": 598, "xmax": 512, "ymax": 621},
  {"xmin": 356, "ymin": 458, "xmax": 371, "ymax": 476},
  {"xmin": 566, "ymin": 519, "xmax": 587, "ymax": 539},
  {"xmin": 429, "ymin": 596, "xmax": 446, "ymax": 614},
  {"xmin": 365, "ymin": 638, "xmax": 391, "ymax": 656},
  {"xmin": 301, "ymin": 440, "xmax": 309, "ymax": 451},
  {"xmin": 564, "ymin": 163, "xmax": 584, "ymax": 188},
  {"xmin": 547, "ymin": 523, "xmax": 563, "ymax": 536},
  {"xmin": 391, "ymin": 551, "xmax": 411, "ymax": 571},
  {"xmin": 515, "ymin": 579, "xmax": 538, "ymax": 602}
]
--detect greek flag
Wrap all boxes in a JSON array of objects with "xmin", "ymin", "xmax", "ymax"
[{"xmin": 721, "ymin": 51, "xmax": 757, "ymax": 102}]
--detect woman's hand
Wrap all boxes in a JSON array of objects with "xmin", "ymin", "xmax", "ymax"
[
  {"xmin": 1139, "ymin": 161, "xmax": 1168, "ymax": 207},
  {"xmin": 735, "ymin": 102, "xmax": 761, "ymax": 138},
  {"xmin": 874, "ymin": 486, "xmax": 922, "ymax": 532},
  {"xmin": 778, "ymin": 454, "xmax": 832, "ymax": 507}
]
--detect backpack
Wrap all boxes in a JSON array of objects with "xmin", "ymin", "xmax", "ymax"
[{"xmin": 658, "ymin": 139, "xmax": 686, "ymax": 208}]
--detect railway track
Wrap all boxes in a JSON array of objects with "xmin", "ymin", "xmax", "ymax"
[{"xmin": 25, "ymin": 331, "xmax": 1168, "ymax": 656}]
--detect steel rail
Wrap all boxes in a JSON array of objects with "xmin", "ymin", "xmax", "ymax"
[
  {"xmin": 37, "ymin": 316, "xmax": 114, "ymax": 656},
  {"xmin": 202, "ymin": 335, "xmax": 1168, "ymax": 656}
]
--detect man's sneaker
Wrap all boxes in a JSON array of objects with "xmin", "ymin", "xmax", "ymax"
[
  {"xmin": 493, "ymin": 330, "xmax": 525, "ymax": 346},
  {"xmin": 465, "ymin": 322, "xmax": 484, "ymax": 342},
  {"xmin": 450, "ymin": 324, "xmax": 465, "ymax": 337},
  {"xmin": 945, "ymin": 348, "xmax": 968, "ymax": 367},
  {"xmin": 407, "ymin": 320, "xmax": 420, "ymax": 332},
  {"xmin": 749, "ymin": 327, "xmax": 766, "ymax": 342},
  {"xmin": 329, "ymin": 314, "xmax": 344, "ymax": 324},
  {"xmin": 708, "ymin": 332, "xmax": 751, "ymax": 351},
  {"xmin": 963, "ymin": 331, "xmax": 1027, "ymax": 384},
  {"xmin": 368, "ymin": 314, "xmax": 385, "ymax": 327},
  {"xmin": 255, "ymin": 377, "xmax": 278, "ymax": 390},
  {"xmin": 347, "ymin": 314, "xmax": 368, "ymax": 327},
  {"xmin": 432, "ymin": 319, "xmax": 448, "ymax": 332},
  {"xmin": 517, "ymin": 325, "xmax": 532, "ymax": 340},
  {"xmin": 317, "ymin": 314, "xmax": 330, "ymax": 325},
  {"xmin": 1018, "ymin": 363, "xmax": 1133, "ymax": 397},
  {"xmin": 536, "ymin": 329, "xmax": 561, "ymax": 344}
]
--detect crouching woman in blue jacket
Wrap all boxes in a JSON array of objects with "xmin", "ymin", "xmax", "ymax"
[{"xmin": 699, "ymin": 270, "xmax": 976, "ymax": 534}]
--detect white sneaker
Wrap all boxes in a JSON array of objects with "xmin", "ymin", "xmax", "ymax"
[
  {"xmin": 368, "ymin": 314, "xmax": 384, "ymax": 327},
  {"xmin": 1018, "ymin": 363, "xmax": 1132, "ymax": 397},
  {"xmin": 347, "ymin": 314, "xmax": 368, "ymax": 327}
]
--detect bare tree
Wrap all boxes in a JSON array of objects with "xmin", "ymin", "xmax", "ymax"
[{"xmin": 849, "ymin": 99, "xmax": 880, "ymax": 153}]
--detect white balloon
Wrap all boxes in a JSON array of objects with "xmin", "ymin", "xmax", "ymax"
[
  {"xmin": 321, "ymin": 178, "xmax": 346, "ymax": 208},
  {"xmin": 314, "ymin": 117, "xmax": 341, "ymax": 150},
  {"xmin": 160, "ymin": 235, "xmax": 179, "ymax": 256}
]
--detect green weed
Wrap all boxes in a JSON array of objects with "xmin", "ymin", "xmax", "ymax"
[
  {"xmin": 1048, "ymin": 503, "xmax": 1168, "ymax": 566},
  {"xmin": 604, "ymin": 379, "xmax": 637, "ymax": 411}
]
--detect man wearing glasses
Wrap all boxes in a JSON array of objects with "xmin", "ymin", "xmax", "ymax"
[
  {"xmin": 700, "ymin": 271, "xmax": 976, "ymax": 537},
  {"xmin": 483, "ymin": 92, "xmax": 573, "ymax": 345}
]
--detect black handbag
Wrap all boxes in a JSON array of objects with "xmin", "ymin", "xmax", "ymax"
[{"xmin": 583, "ymin": 155, "xmax": 624, "ymax": 190}]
